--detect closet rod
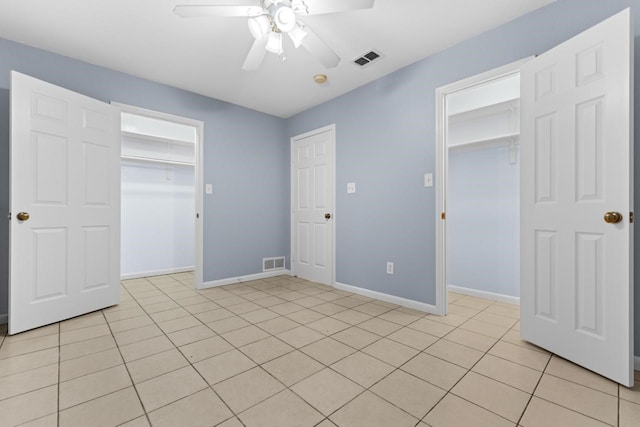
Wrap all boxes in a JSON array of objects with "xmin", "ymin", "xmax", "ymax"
[{"xmin": 121, "ymin": 155, "xmax": 194, "ymax": 166}]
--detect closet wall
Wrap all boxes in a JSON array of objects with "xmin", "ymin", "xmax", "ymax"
[
  {"xmin": 446, "ymin": 74, "xmax": 521, "ymax": 298},
  {"xmin": 120, "ymin": 112, "xmax": 196, "ymax": 278}
]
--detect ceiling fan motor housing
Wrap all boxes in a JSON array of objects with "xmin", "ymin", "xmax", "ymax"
[{"xmin": 274, "ymin": 6, "xmax": 296, "ymax": 32}]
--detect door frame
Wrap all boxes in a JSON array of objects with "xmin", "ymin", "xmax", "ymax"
[
  {"xmin": 435, "ymin": 58, "xmax": 531, "ymax": 316},
  {"xmin": 113, "ymin": 102, "xmax": 204, "ymax": 289},
  {"xmin": 290, "ymin": 124, "xmax": 336, "ymax": 286}
]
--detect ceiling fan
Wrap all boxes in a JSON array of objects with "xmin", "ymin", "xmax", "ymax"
[{"xmin": 174, "ymin": 0, "xmax": 375, "ymax": 71}]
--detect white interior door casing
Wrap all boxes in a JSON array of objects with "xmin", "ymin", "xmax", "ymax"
[
  {"xmin": 520, "ymin": 9, "xmax": 633, "ymax": 385},
  {"xmin": 115, "ymin": 102, "xmax": 204, "ymax": 289},
  {"xmin": 10, "ymin": 71, "xmax": 121, "ymax": 335},
  {"xmin": 291, "ymin": 125, "xmax": 335, "ymax": 286}
]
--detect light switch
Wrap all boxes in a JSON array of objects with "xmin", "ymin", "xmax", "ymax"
[
  {"xmin": 424, "ymin": 173, "xmax": 433, "ymax": 188},
  {"xmin": 205, "ymin": 184, "xmax": 213, "ymax": 194},
  {"xmin": 347, "ymin": 182, "xmax": 356, "ymax": 194}
]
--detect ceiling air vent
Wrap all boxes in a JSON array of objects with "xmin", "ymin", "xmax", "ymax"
[{"xmin": 353, "ymin": 50, "xmax": 382, "ymax": 68}]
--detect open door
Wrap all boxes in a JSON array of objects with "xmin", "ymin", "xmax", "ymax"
[
  {"xmin": 520, "ymin": 9, "xmax": 633, "ymax": 385},
  {"xmin": 9, "ymin": 71, "xmax": 121, "ymax": 334}
]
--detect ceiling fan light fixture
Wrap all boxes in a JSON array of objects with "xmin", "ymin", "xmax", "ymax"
[
  {"xmin": 274, "ymin": 7, "xmax": 296, "ymax": 32},
  {"xmin": 290, "ymin": 0, "xmax": 308, "ymax": 14},
  {"xmin": 288, "ymin": 23, "xmax": 308, "ymax": 48},
  {"xmin": 264, "ymin": 0, "xmax": 284, "ymax": 7},
  {"xmin": 265, "ymin": 31, "xmax": 283, "ymax": 54},
  {"xmin": 248, "ymin": 15, "xmax": 271, "ymax": 39}
]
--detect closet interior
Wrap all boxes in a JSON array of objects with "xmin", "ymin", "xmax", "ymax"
[
  {"xmin": 446, "ymin": 73, "xmax": 521, "ymax": 298},
  {"xmin": 120, "ymin": 111, "xmax": 196, "ymax": 279}
]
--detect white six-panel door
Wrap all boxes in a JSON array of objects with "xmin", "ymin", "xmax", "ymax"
[
  {"xmin": 520, "ymin": 9, "xmax": 633, "ymax": 385},
  {"xmin": 291, "ymin": 125, "xmax": 335, "ymax": 285},
  {"xmin": 10, "ymin": 71, "xmax": 121, "ymax": 334}
]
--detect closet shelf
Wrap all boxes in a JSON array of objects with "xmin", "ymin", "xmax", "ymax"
[
  {"xmin": 121, "ymin": 130, "xmax": 195, "ymax": 146},
  {"xmin": 448, "ymin": 98, "xmax": 519, "ymax": 123},
  {"xmin": 448, "ymin": 132, "xmax": 519, "ymax": 151},
  {"xmin": 121, "ymin": 154, "xmax": 194, "ymax": 166}
]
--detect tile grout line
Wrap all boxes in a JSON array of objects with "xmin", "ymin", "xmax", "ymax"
[
  {"xmin": 515, "ymin": 349, "xmax": 552, "ymax": 426},
  {"xmin": 130, "ymin": 275, "xmax": 244, "ymax": 426},
  {"xmin": 99, "ymin": 294, "xmax": 154, "ymax": 427},
  {"xmin": 293, "ymin": 294, "xmax": 521, "ymax": 425},
  {"xmin": 416, "ymin": 296, "xmax": 524, "ymax": 425},
  {"xmin": 5, "ymin": 276, "xmax": 633, "ymax": 426},
  {"xmin": 191, "ymin": 277, "xmax": 393, "ymax": 424}
]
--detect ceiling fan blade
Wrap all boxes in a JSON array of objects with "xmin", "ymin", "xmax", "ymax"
[
  {"xmin": 242, "ymin": 35, "xmax": 269, "ymax": 71},
  {"xmin": 292, "ymin": 0, "xmax": 374, "ymax": 15},
  {"xmin": 300, "ymin": 25, "xmax": 340, "ymax": 68},
  {"xmin": 174, "ymin": 5, "xmax": 263, "ymax": 18}
]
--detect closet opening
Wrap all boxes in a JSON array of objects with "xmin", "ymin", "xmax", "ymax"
[
  {"xmin": 435, "ymin": 59, "xmax": 528, "ymax": 315},
  {"xmin": 115, "ymin": 103, "xmax": 203, "ymax": 289}
]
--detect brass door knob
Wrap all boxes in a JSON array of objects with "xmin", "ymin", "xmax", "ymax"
[
  {"xmin": 16, "ymin": 212, "xmax": 30, "ymax": 221},
  {"xmin": 604, "ymin": 212, "xmax": 623, "ymax": 224},
  {"xmin": 325, "ymin": 213, "xmax": 331, "ymax": 220}
]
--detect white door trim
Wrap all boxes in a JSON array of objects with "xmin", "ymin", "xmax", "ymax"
[
  {"xmin": 290, "ymin": 124, "xmax": 336, "ymax": 286},
  {"xmin": 435, "ymin": 58, "xmax": 532, "ymax": 316},
  {"xmin": 112, "ymin": 102, "xmax": 204, "ymax": 290}
]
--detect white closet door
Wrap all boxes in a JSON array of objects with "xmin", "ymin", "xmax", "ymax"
[
  {"xmin": 10, "ymin": 71, "xmax": 121, "ymax": 334},
  {"xmin": 520, "ymin": 9, "xmax": 633, "ymax": 386}
]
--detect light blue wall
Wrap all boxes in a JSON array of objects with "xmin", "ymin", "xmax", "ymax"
[
  {"xmin": 286, "ymin": 0, "xmax": 640, "ymax": 354},
  {"xmin": 2, "ymin": 0, "xmax": 640, "ymax": 358},
  {"xmin": 0, "ymin": 37, "xmax": 289, "ymax": 316},
  {"xmin": 447, "ymin": 145, "xmax": 520, "ymax": 297}
]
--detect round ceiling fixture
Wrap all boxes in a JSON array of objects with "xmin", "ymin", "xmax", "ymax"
[
  {"xmin": 314, "ymin": 74, "xmax": 328, "ymax": 84},
  {"xmin": 274, "ymin": 6, "xmax": 296, "ymax": 32}
]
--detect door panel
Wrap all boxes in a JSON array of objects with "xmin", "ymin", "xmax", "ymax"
[
  {"xmin": 291, "ymin": 126, "xmax": 335, "ymax": 285},
  {"xmin": 520, "ymin": 9, "xmax": 633, "ymax": 385},
  {"xmin": 10, "ymin": 71, "xmax": 121, "ymax": 334},
  {"xmin": 33, "ymin": 228, "xmax": 68, "ymax": 300},
  {"xmin": 533, "ymin": 230, "xmax": 557, "ymax": 321},
  {"xmin": 83, "ymin": 226, "xmax": 111, "ymax": 291},
  {"xmin": 84, "ymin": 142, "xmax": 111, "ymax": 205}
]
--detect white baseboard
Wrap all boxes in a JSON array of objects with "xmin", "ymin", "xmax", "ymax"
[
  {"xmin": 448, "ymin": 284, "xmax": 520, "ymax": 305},
  {"xmin": 334, "ymin": 282, "xmax": 439, "ymax": 315},
  {"xmin": 200, "ymin": 270, "xmax": 292, "ymax": 289},
  {"xmin": 0, "ymin": 313, "xmax": 7, "ymax": 325},
  {"xmin": 121, "ymin": 266, "xmax": 195, "ymax": 280}
]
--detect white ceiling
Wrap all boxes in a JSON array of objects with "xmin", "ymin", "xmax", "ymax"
[{"xmin": 0, "ymin": 0, "xmax": 554, "ymax": 118}]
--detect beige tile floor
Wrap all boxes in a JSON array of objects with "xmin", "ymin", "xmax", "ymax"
[{"xmin": 0, "ymin": 273, "xmax": 639, "ymax": 427}]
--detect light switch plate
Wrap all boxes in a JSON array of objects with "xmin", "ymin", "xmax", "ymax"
[
  {"xmin": 347, "ymin": 182, "xmax": 356, "ymax": 194},
  {"xmin": 205, "ymin": 184, "xmax": 213, "ymax": 194},
  {"xmin": 424, "ymin": 173, "xmax": 433, "ymax": 187}
]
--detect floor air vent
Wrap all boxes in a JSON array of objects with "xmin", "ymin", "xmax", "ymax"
[
  {"xmin": 263, "ymin": 256, "xmax": 285, "ymax": 272},
  {"xmin": 354, "ymin": 50, "xmax": 382, "ymax": 67}
]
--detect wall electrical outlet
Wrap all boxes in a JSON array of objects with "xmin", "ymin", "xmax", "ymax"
[
  {"xmin": 347, "ymin": 182, "xmax": 356, "ymax": 193},
  {"xmin": 205, "ymin": 184, "xmax": 213, "ymax": 194},
  {"xmin": 386, "ymin": 262, "xmax": 394, "ymax": 275}
]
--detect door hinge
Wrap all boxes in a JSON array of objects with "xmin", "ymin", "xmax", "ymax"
[
  {"xmin": 630, "ymin": 212, "xmax": 634, "ymax": 223},
  {"xmin": 441, "ymin": 212, "xmax": 446, "ymax": 220},
  {"xmin": 7, "ymin": 212, "xmax": 11, "ymax": 221}
]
